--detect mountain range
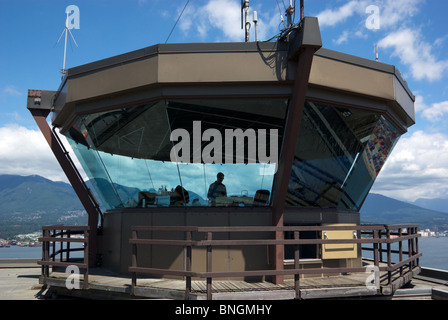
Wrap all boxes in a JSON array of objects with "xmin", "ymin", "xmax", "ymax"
[
  {"xmin": 360, "ymin": 193, "xmax": 448, "ymax": 231},
  {"xmin": 0, "ymin": 174, "xmax": 86, "ymax": 239},
  {"xmin": 1, "ymin": 174, "xmax": 447, "ymax": 239}
]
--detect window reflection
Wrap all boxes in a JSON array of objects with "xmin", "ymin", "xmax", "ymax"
[
  {"xmin": 65, "ymin": 99, "xmax": 288, "ymax": 209},
  {"xmin": 286, "ymin": 101, "xmax": 400, "ymax": 211},
  {"xmin": 65, "ymin": 98, "xmax": 400, "ymax": 212}
]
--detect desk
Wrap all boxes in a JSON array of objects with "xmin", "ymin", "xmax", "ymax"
[
  {"xmin": 215, "ymin": 196, "xmax": 254, "ymax": 207},
  {"xmin": 155, "ymin": 196, "xmax": 170, "ymax": 207}
]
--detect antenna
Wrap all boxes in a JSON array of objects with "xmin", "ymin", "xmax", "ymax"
[
  {"xmin": 56, "ymin": 11, "xmax": 78, "ymax": 76},
  {"xmin": 300, "ymin": 0, "xmax": 304, "ymax": 20},
  {"xmin": 253, "ymin": 11, "xmax": 258, "ymax": 42},
  {"xmin": 375, "ymin": 44, "xmax": 379, "ymax": 62},
  {"xmin": 285, "ymin": 0, "xmax": 295, "ymax": 28},
  {"xmin": 241, "ymin": 0, "xmax": 244, "ymax": 29},
  {"xmin": 241, "ymin": 0, "xmax": 250, "ymax": 42}
]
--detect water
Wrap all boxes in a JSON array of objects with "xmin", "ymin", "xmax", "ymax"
[
  {"xmin": 417, "ymin": 236, "xmax": 448, "ymax": 270},
  {"xmin": 360, "ymin": 236, "xmax": 448, "ymax": 270},
  {"xmin": 1, "ymin": 237, "xmax": 447, "ymax": 270},
  {"xmin": 0, "ymin": 245, "xmax": 43, "ymax": 259},
  {"xmin": 0, "ymin": 244, "xmax": 84, "ymax": 259}
]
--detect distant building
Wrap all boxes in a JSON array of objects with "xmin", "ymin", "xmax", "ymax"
[{"xmin": 419, "ymin": 231, "xmax": 430, "ymax": 237}]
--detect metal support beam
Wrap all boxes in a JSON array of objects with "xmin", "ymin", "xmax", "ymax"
[
  {"xmin": 27, "ymin": 90, "xmax": 102, "ymax": 267},
  {"xmin": 270, "ymin": 17, "xmax": 322, "ymax": 284}
]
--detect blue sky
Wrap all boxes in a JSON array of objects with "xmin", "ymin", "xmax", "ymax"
[{"xmin": 0, "ymin": 0, "xmax": 448, "ymax": 202}]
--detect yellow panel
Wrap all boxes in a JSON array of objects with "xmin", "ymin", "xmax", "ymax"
[{"xmin": 322, "ymin": 224, "xmax": 358, "ymax": 260}]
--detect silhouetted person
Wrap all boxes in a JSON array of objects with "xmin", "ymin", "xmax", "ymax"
[
  {"xmin": 170, "ymin": 185, "xmax": 189, "ymax": 206},
  {"xmin": 207, "ymin": 172, "xmax": 227, "ymax": 206}
]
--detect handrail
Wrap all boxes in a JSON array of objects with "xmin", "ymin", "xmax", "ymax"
[
  {"xmin": 38, "ymin": 225, "xmax": 90, "ymax": 289},
  {"xmin": 129, "ymin": 224, "xmax": 420, "ymax": 300}
]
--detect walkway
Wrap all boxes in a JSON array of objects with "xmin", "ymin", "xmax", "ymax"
[
  {"xmin": 1, "ymin": 259, "xmax": 447, "ymax": 300},
  {"xmin": 0, "ymin": 259, "xmax": 42, "ymax": 300},
  {"xmin": 37, "ymin": 265, "xmax": 409, "ymax": 300}
]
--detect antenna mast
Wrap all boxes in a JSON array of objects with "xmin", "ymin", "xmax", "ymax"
[
  {"xmin": 57, "ymin": 11, "xmax": 78, "ymax": 76},
  {"xmin": 285, "ymin": 0, "xmax": 295, "ymax": 28},
  {"xmin": 300, "ymin": 0, "xmax": 304, "ymax": 20},
  {"xmin": 253, "ymin": 11, "xmax": 258, "ymax": 41},
  {"xmin": 241, "ymin": 0, "xmax": 250, "ymax": 42}
]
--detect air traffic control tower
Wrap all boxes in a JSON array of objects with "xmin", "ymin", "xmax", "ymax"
[{"xmin": 27, "ymin": 16, "xmax": 416, "ymax": 293}]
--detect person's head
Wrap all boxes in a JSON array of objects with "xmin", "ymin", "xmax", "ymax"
[{"xmin": 217, "ymin": 172, "xmax": 224, "ymax": 182}]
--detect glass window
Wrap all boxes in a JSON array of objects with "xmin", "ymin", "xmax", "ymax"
[
  {"xmin": 167, "ymin": 99, "xmax": 287, "ymax": 207},
  {"xmin": 65, "ymin": 98, "xmax": 288, "ymax": 209},
  {"xmin": 286, "ymin": 101, "xmax": 400, "ymax": 211},
  {"xmin": 66, "ymin": 128, "xmax": 124, "ymax": 210}
]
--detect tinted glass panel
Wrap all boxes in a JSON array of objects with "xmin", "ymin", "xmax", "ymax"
[
  {"xmin": 66, "ymin": 99, "xmax": 288, "ymax": 209},
  {"xmin": 286, "ymin": 101, "xmax": 400, "ymax": 211}
]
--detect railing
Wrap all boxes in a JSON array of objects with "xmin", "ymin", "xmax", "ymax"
[
  {"xmin": 38, "ymin": 225, "xmax": 90, "ymax": 289},
  {"xmin": 361, "ymin": 224, "xmax": 421, "ymax": 285},
  {"xmin": 129, "ymin": 224, "xmax": 421, "ymax": 299}
]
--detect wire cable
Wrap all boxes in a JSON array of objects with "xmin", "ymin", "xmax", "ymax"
[
  {"xmin": 276, "ymin": 0, "xmax": 287, "ymax": 30},
  {"xmin": 144, "ymin": 160, "xmax": 155, "ymax": 190},
  {"xmin": 165, "ymin": 0, "xmax": 190, "ymax": 44}
]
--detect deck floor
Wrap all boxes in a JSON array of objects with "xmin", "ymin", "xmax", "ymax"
[{"xmin": 40, "ymin": 264, "xmax": 420, "ymax": 300}]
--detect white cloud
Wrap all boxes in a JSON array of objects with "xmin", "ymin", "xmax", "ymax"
[
  {"xmin": 177, "ymin": 0, "xmax": 280, "ymax": 42},
  {"xmin": 179, "ymin": 0, "xmax": 243, "ymax": 41},
  {"xmin": 414, "ymin": 95, "xmax": 428, "ymax": 113},
  {"xmin": 434, "ymin": 35, "xmax": 448, "ymax": 48},
  {"xmin": 379, "ymin": 0, "xmax": 422, "ymax": 29},
  {"xmin": 334, "ymin": 30, "xmax": 350, "ymax": 44},
  {"xmin": 2, "ymin": 85, "xmax": 22, "ymax": 97},
  {"xmin": 203, "ymin": 0, "xmax": 243, "ymax": 41},
  {"xmin": 412, "ymin": 94, "xmax": 448, "ymax": 121},
  {"xmin": 315, "ymin": 1, "xmax": 447, "ymax": 82},
  {"xmin": 2, "ymin": 112, "xmax": 28, "ymax": 123},
  {"xmin": 316, "ymin": 0, "xmax": 424, "ymax": 29},
  {"xmin": 317, "ymin": 0, "xmax": 365, "ymax": 28},
  {"xmin": 372, "ymin": 130, "xmax": 448, "ymax": 201},
  {"xmin": 178, "ymin": 4, "xmax": 195, "ymax": 34},
  {"xmin": 421, "ymin": 100, "xmax": 448, "ymax": 121},
  {"xmin": 0, "ymin": 124, "xmax": 84, "ymax": 183},
  {"xmin": 378, "ymin": 28, "xmax": 448, "ymax": 82}
]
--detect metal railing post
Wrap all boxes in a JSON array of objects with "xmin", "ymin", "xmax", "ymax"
[
  {"xmin": 408, "ymin": 228, "xmax": 412, "ymax": 272},
  {"xmin": 414, "ymin": 227, "xmax": 420, "ymax": 267},
  {"xmin": 399, "ymin": 228, "xmax": 403, "ymax": 276},
  {"xmin": 373, "ymin": 229, "xmax": 379, "ymax": 268},
  {"xmin": 131, "ymin": 229, "xmax": 138, "ymax": 295},
  {"xmin": 185, "ymin": 231, "xmax": 192, "ymax": 299},
  {"xmin": 378, "ymin": 229, "xmax": 383, "ymax": 263},
  {"xmin": 83, "ymin": 228, "xmax": 89, "ymax": 289},
  {"xmin": 67, "ymin": 231, "xmax": 71, "ymax": 262},
  {"xmin": 206, "ymin": 232, "xmax": 213, "ymax": 300},
  {"xmin": 42, "ymin": 229, "xmax": 50, "ymax": 279},
  {"xmin": 52, "ymin": 228, "xmax": 56, "ymax": 263},
  {"xmin": 386, "ymin": 226, "xmax": 391, "ymax": 285},
  {"xmin": 294, "ymin": 231, "xmax": 301, "ymax": 299}
]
